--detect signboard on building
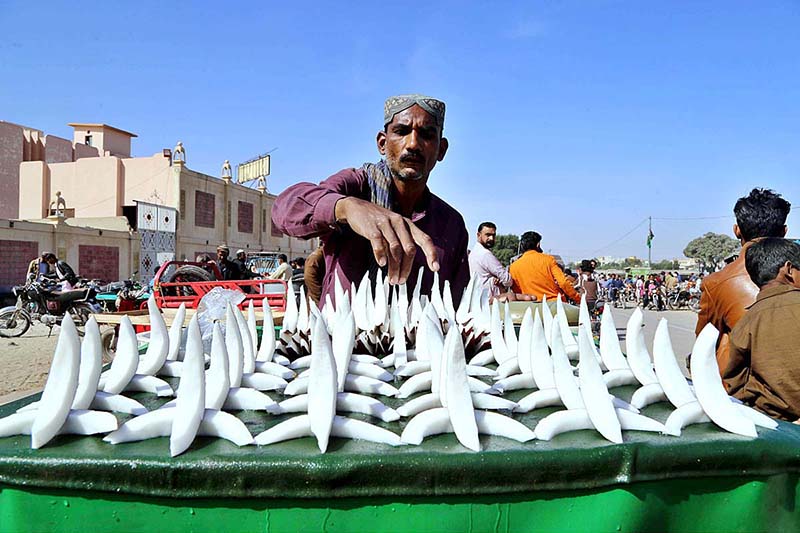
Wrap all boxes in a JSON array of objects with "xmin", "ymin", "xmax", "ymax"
[
  {"xmin": 237, "ymin": 154, "xmax": 270, "ymax": 184},
  {"xmin": 137, "ymin": 200, "xmax": 177, "ymax": 284}
]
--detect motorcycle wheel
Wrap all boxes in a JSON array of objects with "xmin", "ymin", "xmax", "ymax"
[
  {"xmin": 163, "ymin": 265, "xmax": 215, "ymax": 296},
  {"xmin": 689, "ymin": 296, "xmax": 701, "ymax": 312},
  {"xmin": 0, "ymin": 308, "xmax": 32, "ymax": 338},
  {"xmin": 100, "ymin": 326, "xmax": 117, "ymax": 364},
  {"xmin": 69, "ymin": 303, "xmax": 94, "ymax": 335}
]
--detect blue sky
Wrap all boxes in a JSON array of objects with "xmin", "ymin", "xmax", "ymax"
[{"xmin": 2, "ymin": 1, "xmax": 798, "ymax": 262}]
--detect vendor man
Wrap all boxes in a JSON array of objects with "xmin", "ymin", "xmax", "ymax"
[
  {"xmin": 509, "ymin": 231, "xmax": 581, "ymax": 303},
  {"xmin": 272, "ymin": 94, "xmax": 469, "ymax": 305}
]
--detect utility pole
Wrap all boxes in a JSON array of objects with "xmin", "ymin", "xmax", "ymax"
[{"xmin": 647, "ymin": 216, "xmax": 652, "ymax": 268}]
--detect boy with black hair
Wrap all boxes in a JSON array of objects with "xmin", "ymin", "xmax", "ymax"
[{"xmin": 724, "ymin": 238, "xmax": 800, "ymax": 422}]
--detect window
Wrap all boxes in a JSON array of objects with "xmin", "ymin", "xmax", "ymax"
[
  {"xmin": 194, "ymin": 191, "xmax": 215, "ymax": 228},
  {"xmin": 227, "ymin": 200, "xmax": 232, "ymax": 227},
  {"xmin": 271, "ymin": 218, "xmax": 283, "ymax": 238},
  {"xmin": 179, "ymin": 190, "xmax": 186, "ymax": 220},
  {"xmin": 84, "ymin": 135, "xmax": 92, "ymax": 146},
  {"xmin": 238, "ymin": 201, "xmax": 253, "ymax": 233},
  {"xmin": 261, "ymin": 209, "xmax": 267, "ymax": 232}
]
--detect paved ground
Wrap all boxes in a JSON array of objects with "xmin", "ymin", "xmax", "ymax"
[
  {"xmin": 0, "ymin": 323, "xmax": 60, "ymax": 405},
  {"xmin": 608, "ymin": 305, "xmax": 699, "ymax": 377},
  {"xmin": 0, "ymin": 307, "xmax": 701, "ymax": 405}
]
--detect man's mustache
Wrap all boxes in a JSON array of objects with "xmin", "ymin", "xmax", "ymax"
[{"xmin": 400, "ymin": 152, "xmax": 423, "ymax": 163}]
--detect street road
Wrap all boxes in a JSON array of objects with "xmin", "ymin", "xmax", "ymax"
[{"xmin": 609, "ymin": 305, "xmax": 699, "ymax": 377}]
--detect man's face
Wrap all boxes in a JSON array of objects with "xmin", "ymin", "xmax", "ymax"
[
  {"xmin": 377, "ymin": 104, "xmax": 448, "ymax": 183},
  {"xmin": 237, "ymin": 253, "xmax": 246, "ymax": 261},
  {"xmin": 217, "ymin": 249, "xmax": 228, "ymax": 261},
  {"xmin": 477, "ymin": 227, "xmax": 497, "ymax": 249}
]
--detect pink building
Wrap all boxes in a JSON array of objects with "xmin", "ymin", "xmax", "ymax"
[
  {"xmin": 0, "ymin": 121, "xmax": 100, "ymax": 219},
  {"xmin": 1, "ymin": 121, "xmax": 317, "ymax": 287}
]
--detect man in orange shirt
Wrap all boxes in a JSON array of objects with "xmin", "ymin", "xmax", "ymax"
[{"xmin": 510, "ymin": 231, "xmax": 581, "ymax": 303}]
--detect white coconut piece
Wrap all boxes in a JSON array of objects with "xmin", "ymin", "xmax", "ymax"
[
  {"xmin": 530, "ymin": 308, "xmax": 555, "ymax": 390},
  {"xmin": 625, "ymin": 307, "xmax": 658, "ymax": 386},
  {"xmin": 136, "ymin": 296, "xmax": 169, "ymax": 376},
  {"xmin": 578, "ymin": 326, "xmax": 622, "ymax": 444},
  {"xmin": 691, "ymin": 324, "xmax": 757, "ymax": 438},
  {"xmin": 102, "ymin": 316, "xmax": 139, "ymax": 395},
  {"xmin": 166, "ymin": 303, "xmax": 186, "ymax": 361},
  {"xmin": 170, "ymin": 315, "xmax": 207, "ymax": 456},
  {"xmin": 225, "ymin": 303, "xmax": 244, "ymax": 388},
  {"xmin": 653, "ymin": 319, "xmax": 695, "ymax": 408},
  {"xmin": 598, "ymin": 305, "xmax": 629, "ymax": 371}
]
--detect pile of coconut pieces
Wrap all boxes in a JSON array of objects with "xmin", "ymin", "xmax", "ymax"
[{"xmin": 0, "ymin": 274, "xmax": 778, "ymax": 456}]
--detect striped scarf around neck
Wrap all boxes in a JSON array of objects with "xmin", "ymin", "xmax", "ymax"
[{"xmin": 361, "ymin": 160, "xmax": 394, "ymax": 210}]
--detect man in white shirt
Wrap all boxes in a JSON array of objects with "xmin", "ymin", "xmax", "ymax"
[
  {"xmin": 269, "ymin": 254, "xmax": 293, "ymax": 281},
  {"xmin": 468, "ymin": 222, "xmax": 512, "ymax": 298}
]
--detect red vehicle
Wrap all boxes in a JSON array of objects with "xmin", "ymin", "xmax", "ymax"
[{"xmin": 152, "ymin": 261, "xmax": 287, "ymax": 313}]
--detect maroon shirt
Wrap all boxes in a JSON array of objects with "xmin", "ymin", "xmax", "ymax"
[{"xmin": 272, "ymin": 167, "xmax": 470, "ymax": 307}]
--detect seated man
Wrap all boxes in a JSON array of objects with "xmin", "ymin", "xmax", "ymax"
[
  {"xmin": 724, "ymin": 238, "xmax": 800, "ymax": 421},
  {"xmin": 214, "ymin": 245, "xmax": 238, "ymax": 281},
  {"xmin": 27, "ymin": 252, "xmax": 52, "ymax": 282},
  {"xmin": 42, "ymin": 252, "xmax": 78, "ymax": 290},
  {"xmin": 607, "ymin": 273, "xmax": 623, "ymax": 303},
  {"xmin": 696, "ymin": 188, "xmax": 791, "ymax": 372},
  {"xmin": 290, "ymin": 257, "xmax": 306, "ymax": 296},
  {"xmin": 509, "ymin": 231, "xmax": 581, "ymax": 303},
  {"xmin": 232, "ymin": 249, "xmax": 259, "ymax": 280},
  {"xmin": 269, "ymin": 254, "xmax": 293, "ymax": 282}
]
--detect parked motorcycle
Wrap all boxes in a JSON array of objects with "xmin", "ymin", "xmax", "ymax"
[
  {"xmin": 665, "ymin": 288, "xmax": 701, "ymax": 311},
  {"xmin": 95, "ymin": 276, "xmax": 149, "ymax": 313},
  {"xmin": 589, "ymin": 299, "xmax": 605, "ymax": 335},
  {"xmin": 0, "ymin": 279, "xmax": 101, "ymax": 337}
]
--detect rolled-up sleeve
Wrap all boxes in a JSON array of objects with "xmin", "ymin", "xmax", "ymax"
[
  {"xmin": 486, "ymin": 254, "xmax": 512, "ymax": 288},
  {"xmin": 272, "ymin": 168, "xmax": 364, "ymax": 239},
  {"xmin": 551, "ymin": 259, "xmax": 581, "ymax": 302}
]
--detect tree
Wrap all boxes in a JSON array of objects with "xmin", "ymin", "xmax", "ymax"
[
  {"xmin": 651, "ymin": 259, "xmax": 679, "ymax": 270},
  {"xmin": 683, "ymin": 232, "xmax": 740, "ymax": 272},
  {"xmin": 493, "ymin": 234, "xmax": 519, "ymax": 266}
]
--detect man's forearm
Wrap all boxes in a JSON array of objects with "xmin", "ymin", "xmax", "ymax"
[
  {"xmin": 272, "ymin": 182, "xmax": 345, "ymax": 239},
  {"xmin": 486, "ymin": 256, "xmax": 512, "ymax": 288}
]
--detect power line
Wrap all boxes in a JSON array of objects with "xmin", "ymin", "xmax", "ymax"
[
  {"xmin": 652, "ymin": 215, "xmax": 733, "ymax": 221},
  {"xmin": 590, "ymin": 212, "xmax": 735, "ymax": 255},
  {"xmin": 588, "ymin": 217, "xmax": 648, "ymax": 255}
]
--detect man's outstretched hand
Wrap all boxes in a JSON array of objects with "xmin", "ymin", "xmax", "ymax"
[{"xmin": 334, "ymin": 197, "xmax": 439, "ymax": 284}]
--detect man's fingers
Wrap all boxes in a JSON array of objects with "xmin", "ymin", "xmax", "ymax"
[
  {"xmin": 408, "ymin": 222, "xmax": 439, "ymax": 272},
  {"xmin": 366, "ymin": 231, "xmax": 389, "ymax": 269},
  {"xmin": 377, "ymin": 219, "xmax": 404, "ymax": 283},
  {"xmin": 390, "ymin": 217, "xmax": 417, "ymax": 284}
]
